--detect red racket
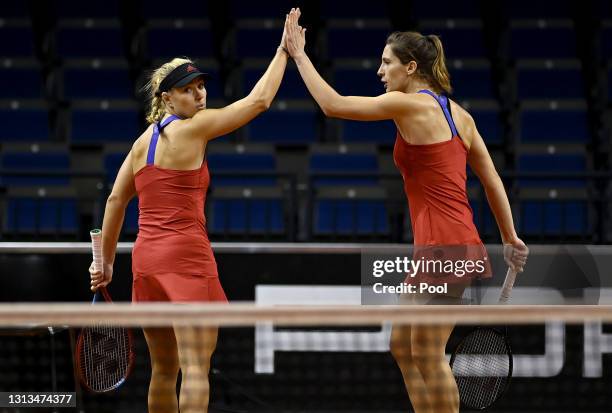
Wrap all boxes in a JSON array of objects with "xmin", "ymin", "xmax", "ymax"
[{"xmin": 75, "ymin": 229, "xmax": 135, "ymax": 393}]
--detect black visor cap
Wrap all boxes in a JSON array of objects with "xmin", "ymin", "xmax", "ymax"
[{"xmin": 156, "ymin": 63, "xmax": 209, "ymax": 95}]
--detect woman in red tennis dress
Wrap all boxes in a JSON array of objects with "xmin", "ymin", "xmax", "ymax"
[
  {"xmin": 285, "ymin": 9, "xmax": 528, "ymax": 413},
  {"xmin": 89, "ymin": 12, "xmax": 293, "ymax": 413}
]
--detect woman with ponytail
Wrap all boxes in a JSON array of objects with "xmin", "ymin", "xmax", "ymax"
[
  {"xmin": 88, "ymin": 10, "xmax": 294, "ymax": 413},
  {"xmin": 285, "ymin": 9, "xmax": 529, "ymax": 413}
]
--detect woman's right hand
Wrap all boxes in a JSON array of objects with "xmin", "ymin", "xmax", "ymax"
[
  {"xmin": 503, "ymin": 237, "xmax": 529, "ymax": 273},
  {"xmin": 286, "ymin": 8, "xmax": 306, "ymax": 59},
  {"xmin": 89, "ymin": 261, "xmax": 113, "ymax": 292}
]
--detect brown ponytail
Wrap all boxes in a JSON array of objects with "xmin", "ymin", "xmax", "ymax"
[
  {"xmin": 386, "ymin": 31, "xmax": 452, "ymax": 95},
  {"xmin": 426, "ymin": 35, "xmax": 452, "ymax": 95}
]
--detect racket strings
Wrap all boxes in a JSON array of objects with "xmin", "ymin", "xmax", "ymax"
[
  {"xmin": 452, "ymin": 329, "xmax": 510, "ymax": 409},
  {"xmin": 79, "ymin": 324, "xmax": 132, "ymax": 392}
]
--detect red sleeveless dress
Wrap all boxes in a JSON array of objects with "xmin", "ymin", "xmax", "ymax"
[
  {"xmin": 131, "ymin": 115, "xmax": 228, "ymax": 302},
  {"xmin": 393, "ymin": 90, "xmax": 491, "ymax": 283}
]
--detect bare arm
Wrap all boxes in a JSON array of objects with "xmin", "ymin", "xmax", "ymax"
[
  {"xmin": 467, "ymin": 119, "xmax": 529, "ymax": 271},
  {"xmin": 90, "ymin": 150, "xmax": 136, "ymax": 291},
  {"xmin": 295, "ymin": 52, "xmax": 411, "ymax": 120},
  {"xmin": 102, "ymin": 151, "xmax": 136, "ymax": 264},
  {"xmin": 467, "ymin": 129, "xmax": 516, "ymax": 243},
  {"xmin": 285, "ymin": 10, "xmax": 410, "ymax": 120},
  {"xmin": 185, "ymin": 47, "xmax": 288, "ymax": 140}
]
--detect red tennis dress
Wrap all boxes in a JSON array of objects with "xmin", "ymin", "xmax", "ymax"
[
  {"xmin": 393, "ymin": 90, "xmax": 491, "ymax": 283},
  {"xmin": 131, "ymin": 115, "xmax": 228, "ymax": 302}
]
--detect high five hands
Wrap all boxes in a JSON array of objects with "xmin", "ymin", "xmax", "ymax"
[{"xmin": 283, "ymin": 8, "xmax": 306, "ymax": 59}]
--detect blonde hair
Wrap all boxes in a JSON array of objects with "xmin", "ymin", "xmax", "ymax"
[
  {"xmin": 143, "ymin": 57, "xmax": 193, "ymax": 124},
  {"xmin": 386, "ymin": 31, "xmax": 452, "ymax": 95}
]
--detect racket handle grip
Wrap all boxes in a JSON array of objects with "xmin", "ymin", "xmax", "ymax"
[
  {"xmin": 90, "ymin": 229, "xmax": 103, "ymax": 273},
  {"xmin": 499, "ymin": 267, "xmax": 518, "ymax": 303}
]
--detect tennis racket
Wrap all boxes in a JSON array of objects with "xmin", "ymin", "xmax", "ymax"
[
  {"xmin": 449, "ymin": 267, "xmax": 517, "ymax": 410},
  {"xmin": 75, "ymin": 229, "xmax": 135, "ymax": 393}
]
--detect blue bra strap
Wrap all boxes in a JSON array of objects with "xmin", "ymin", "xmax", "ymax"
[
  {"xmin": 417, "ymin": 89, "xmax": 459, "ymax": 138},
  {"xmin": 146, "ymin": 115, "xmax": 181, "ymax": 166}
]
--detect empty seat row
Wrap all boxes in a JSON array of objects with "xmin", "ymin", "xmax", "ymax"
[{"xmin": 0, "ymin": 105, "xmax": 593, "ymax": 144}]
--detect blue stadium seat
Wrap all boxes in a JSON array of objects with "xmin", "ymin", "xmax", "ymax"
[
  {"xmin": 236, "ymin": 28, "xmax": 284, "ymax": 58},
  {"xmin": 517, "ymin": 67, "xmax": 584, "ymax": 100},
  {"xmin": 0, "ymin": 67, "xmax": 44, "ymax": 99},
  {"xmin": 520, "ymin": 200, "xmax": 588, "ymax": 236},
  {"xmin": 322, "ymin": 0, "xmax": 390, "ymax": 18},
  {"xmin": 229, "ymin": 0, "xmax": 292, "ymax": 18},
  {"xmin": 339, "ymin": 120, "xmax": 395, "ymax": 143},
  {"xmin": 3, "ymin": 1, "xmax": 30, "ymax": 18},
  {"xmin": 143, "ymin": 0, "xmax": 209, "ymax": 19},
  {"xmin": 147, "ymin": 27, "xmax": 214, "ymax": 59},
  {"xmin": 597, "ymin": 0, "xmax": 612, "ymax": 18},
  {"xmin": 315, "ymin": 199, "xmax": 388, "ymax": 235},
  {"xmin": 210, "ymin": 199, "xmax": 284, "ymax": 234},
  {"xmin": 0, "ymin": 151, "xmax": 70, "ymax": 186},
  {"xmin": 518, "ymin": 152, "xmax": 587, "ymax": 187},
  {"xmin": 71, "ymin": 109, "xmax": 141, "ymax": 144},
  {"xmin": 5, "ymin": 196, "xmax": 78, "ymax": 235},
  {"xmin": 603, "ymin": 27, "xmax": 612, "ymax": 60},
  {"xmin": 0, "ymin": 109, "xmax": 50, "ymax": 141},
  {"xmin": 427, "ymin": 28, "xmax": 487, "ymax": 59},
  {"xmin": 247, "ymin": 109, "xmax": 316, "ymax": 144},
  {"xmin": 510, "ymin": 27, "xmax": 577, "ymax": 59},
  {"xmin": 327, "ymin": 27, "xmax": 390, "ymax": 59},
  {"xmin": 208, "ymin": 186, "xmax": 285, "ymax": 236},
  {"xmin": 243, "ymin": 67, "xmax": 308, "ymax": 99},
  {"xmin": 207, "ymin": 153, "xmax": 276, "ymax": 186},
  {"xmin": 333, "ymin": 67, "xmax": 384, "ymax": 97},
  {"xmin": 57, "ymin": 27, "xmax": 125, "ymax": 58},
  {"xmin": 56, "ymin": 0, "xmax": 121, "ymax": 18},
  {"xmin": 412, "ymin": 0, "xmax": 482, "ymax": 19},
  {"xmin": 310, "ymin": 152, "xmax": 378, "ymax": 186},
  {"xmin": 520, "ymin": 109, "xmax": 589, "ymax": 142},
  {"xmin": 63, "ymin": 67, "xmax": 133, "ymax": 99},
  {"xmin": 608, "ymin": 67, "xmax": 612, "ymax": 103},
  {"xmin": 0, "ymin": 27, "xmax": 35, "ymax": 57},
  {"xmin": 472, "ymin": 110, "xmax": 504, "ymax": 145},
  {"xmin": 450, "ymin": 66, "xmax": 495, "ymax": 100},
  {"xmin": 502, "ymin": 0, "xmax": 574, "ymax": 19},
  {"xmin": 313, "ymin": 187, "xmax": 389, "ymax": 236}
]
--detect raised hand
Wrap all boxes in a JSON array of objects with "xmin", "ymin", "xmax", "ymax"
[
  {"xmin": 285, "ymin": 7, "xmax": 306, "ymax": 58},
  {"xmin": 279, "ymin": 10, "xmax": 290, "ymax": 51}
]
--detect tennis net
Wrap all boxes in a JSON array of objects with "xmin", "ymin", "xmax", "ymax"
[{"xmin": 0, "ymin": 303, "xmax": 611, "ymax": 412}]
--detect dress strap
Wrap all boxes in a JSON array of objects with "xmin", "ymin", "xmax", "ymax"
[
  {"xmin": 417, "ymin": 89, "xmax": 459, "ymax": 139},
  {"xmin": 146, "ymin": 115, "xmax": 181, "ymax": 166}
]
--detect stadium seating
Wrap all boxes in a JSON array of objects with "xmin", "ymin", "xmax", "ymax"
[
  {"xmin": 3, "ymin": 187, "xmax": 79, "ymax": 237},
  {"xmin": 246, "ymin": 107, "xmax": 317, "ymax": 144},
  {"xmin": 208, "ymin": 186, "xmax": 286, "ymax": 237},
  {"xmin": 62, "ymin": 64, "xmax": 133, "ymax": 100},
  {"xmin": 70, "ymin": 106, "xmax": 141, "ymax": 144},
  {"xmin": 519, "ymin": 107, "xmax": 589, "ymax": 143},
  {"xmin": 312, "ymin": 186, "xmax": 389, "ymax": 238},
  {"xmin": 0, "ymin": 1, "xmax": 606, "ymax": 242},
  {"xmin": 516, "ymin": 63, "xmax": 584, "ymax": 100},
  {"xmin": 0, "ymin": 145, "xmax": 70, "ymax": 186}
]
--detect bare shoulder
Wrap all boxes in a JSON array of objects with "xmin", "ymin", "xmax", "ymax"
[
  {"xmin": 448, "ymin": 100, "xmax": 477, "ymax": 147},
  {"xmin": 382, "ymin": 91, "xmax": 435, "ymax": 118},
  {"xmin": 130, "ymin": 124, "xmax": 155, "ymax": 172}
]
